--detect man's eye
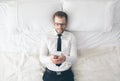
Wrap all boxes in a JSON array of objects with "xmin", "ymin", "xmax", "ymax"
[{"xmin": 57, "ymin": 24, "xmax": 59, "ymax": 25}]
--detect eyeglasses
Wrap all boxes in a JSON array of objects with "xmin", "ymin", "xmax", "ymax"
[{"xmin": 54, "ymin": 23, "xmax": 66, "ymax": 26}]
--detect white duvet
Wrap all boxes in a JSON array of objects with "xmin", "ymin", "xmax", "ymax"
[{"xmin": 0, "ymin": 46, "xmax": 120, "ymax": 81}]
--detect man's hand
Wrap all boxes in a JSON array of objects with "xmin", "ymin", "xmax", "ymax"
[
  {"xmin": 51, "ymin": 54, "xmax": 66, "ymax": 64},
  {"xmin": 58, "ymin": 54, "xmax": 66, "ymax": 63}
]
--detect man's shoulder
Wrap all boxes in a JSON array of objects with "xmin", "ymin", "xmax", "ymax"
[
  {"xmin": 64, "ymin": 30, "xmax": 75, "ymax": 37},
  {"xmin": 43, "ymin": 31, "xmax": 56, "ymax": 40}
]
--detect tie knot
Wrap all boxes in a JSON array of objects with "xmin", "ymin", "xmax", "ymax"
[{"xmin": 57, "ymin": 34, "xmax": 62, "ymax": 37}]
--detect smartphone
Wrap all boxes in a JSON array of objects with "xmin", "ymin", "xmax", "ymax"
[
  {"xmin": 52, "ymin": 51, "xmax": 62, "ymax": 59},
  {"xmin": 53, "ymin": 51, "xmax": 62, "ymax": 56}
]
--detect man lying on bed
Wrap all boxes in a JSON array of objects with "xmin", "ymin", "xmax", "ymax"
[{"xmin": 39, "ymin": 11, "xmax": 77, "ymax": 81}]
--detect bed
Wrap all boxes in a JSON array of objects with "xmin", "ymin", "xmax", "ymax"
[{"xmin": 0, "ymin": 0, "xmax": 120, "ymax": 81}]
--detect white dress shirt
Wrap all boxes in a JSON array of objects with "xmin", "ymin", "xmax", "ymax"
[{"xmin": 39, "ymin": 30, "xmax": 77, "ymax": 71}]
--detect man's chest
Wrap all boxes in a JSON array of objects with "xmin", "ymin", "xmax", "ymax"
[{"xmin": 47, "ymin": 36, "xmax": 71, "ymax": 53}]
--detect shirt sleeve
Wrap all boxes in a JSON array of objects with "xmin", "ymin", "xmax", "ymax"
[
  {"xmin": 39, "ymin": 35, "xmax": 52, "ymax": 67},
  {"xmin": 65, "ymin": 33, "xmax": 78, "ymax": 65}
]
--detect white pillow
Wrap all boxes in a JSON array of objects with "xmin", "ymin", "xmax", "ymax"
[
  {"xmin": 18, "ymin": 0, "xmax": 59, "ymax": 2},
  {"xmin": 63, "ymin": 0, "xmax": 115, "ymax": 32},
  {"xmin": 0, "ymin": 1, "xmax": 19, "ymax": 52},
  {"xmin": 17, "ymin": 1, "xmax": 62, "ymax": 53},
  {"xmin": 0, "ymin": 1, "xmax": 17, "ymax": 30},
  {"xmin": 18, "ymin": 1, "xmax": 62, "ymax": 34}
]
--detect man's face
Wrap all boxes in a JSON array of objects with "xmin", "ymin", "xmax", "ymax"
[{"xmin": 53, "ymin": 16, "xmax": 67, "ymax": 34}]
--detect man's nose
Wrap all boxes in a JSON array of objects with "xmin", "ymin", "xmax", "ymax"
[{"xmin": 57, "ymin": 24, "xmax": 62, "ymax": 28}]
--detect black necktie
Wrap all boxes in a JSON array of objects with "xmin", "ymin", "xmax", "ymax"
[
  {"xmin": 56, "ymin": 34, "xmax": 62, "ymax": 66},
  {"xmin": 57, "ymin": 34, "xmax": 62, "ymax": 51}
]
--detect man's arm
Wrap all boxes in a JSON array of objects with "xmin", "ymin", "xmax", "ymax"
[
  {"xmin": 65, "ymin": 34, "xmax": 77, "ymax": 65},
  {"xmin": 39, "ymin": 35, "xmax": 52, "ymax": 66},
  {"xmin": 39, "ymin": 35, "xmax": 63, "ymax": 66}
]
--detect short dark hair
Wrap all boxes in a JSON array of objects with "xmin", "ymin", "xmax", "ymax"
[{"xmin": 53, "ymin": 11, "xmax": 68, "ymax": 23}]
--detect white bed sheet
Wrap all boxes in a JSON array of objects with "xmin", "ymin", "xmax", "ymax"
[
  {"xmin": 0, "ymin": 46, "xmax": 120, "ymax": 81},
  {"xmin": 73, "ymin": 26, "xmax": 120, "ymax": 49},
  {"xmin": 73, "ymin": 46, "xmax": 120, "ymax": 81}
]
